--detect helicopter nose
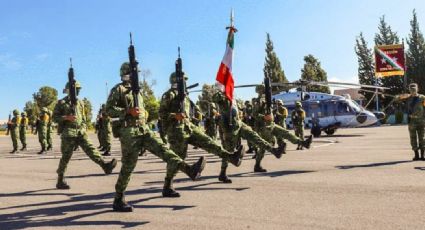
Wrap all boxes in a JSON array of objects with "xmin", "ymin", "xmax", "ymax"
[{"xmin": 356, "ymin": 111, "xmax": 378, "ymax": 126}]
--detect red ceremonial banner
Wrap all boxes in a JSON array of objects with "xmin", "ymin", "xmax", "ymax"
[{"xmin": 374, "ymin": 44, "xmax": 405, "ymax": 77}]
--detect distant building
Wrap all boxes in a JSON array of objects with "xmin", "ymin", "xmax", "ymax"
[{"xmin": 333, "ymin": 88, "xmax": 365, "ymax": 106}]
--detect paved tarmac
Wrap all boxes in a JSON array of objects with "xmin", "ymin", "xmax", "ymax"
[{"xmin": 0, "ymin": 125, "xmax": 424, "ymax": 229}]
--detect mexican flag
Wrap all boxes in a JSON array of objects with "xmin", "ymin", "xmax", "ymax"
[{"xmin": 216, "ymin": 27, "xmax": 236, "ymax": 102}]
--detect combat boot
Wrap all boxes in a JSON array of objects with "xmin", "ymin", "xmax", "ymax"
[
  {"xmin": 20, "ymin": 144, "xmax": 27, "ymax": 151},
  {"xmin": 102, "ymin": 159, "xmax": 117, "ymax": 174},
  {"xmin": 301, "ymin": 135, "xmax": 313, "ymax": 149},
  {"xmin": 254, "ymin": 164, "xmax": 267, "ymax": 173},
  {"xmin": 113, "ymin": 193, "xmax": 133, "ymax": 212},
  {"xmin": 37, "ymin": 147, "xmax": 46, "ymax": 155},
  {"xmin": 246, "ymin": 146, "xmax": 254, "ymax": 154},
  {"xmin": 413, "ymin": 150, "xmax": 420, "ymax": 161},
  {"xmin": 9, "ymin": 148, "xmax": 18, "ymax": 154},
  {"xmin": 56, "ymin": 174, "xmax": 70, "ymax": 189},
  {"xmin": 99, "ymin": 146, "xmax": 105, "ymax": 151},
  {"xmin": 228, "ymin": 145, "xmax": 244, "ymax": 167},
  {"xmin": 218, "ymin": 169, "xmax": 232, "ymax": 183},
  {"xmin": 47, "ymin": 145, "xmax": 52, "ymax": 151},
  {"xmin": 271, "ymin": 143, "xmax": 286, "ymax": 159},
  {"xmin": 421, "ymin": 149, "xmax": 425, "ymax": 161},
  {"xmin": 179, "ymin": 156, "xmax": 206, "ymax": 181},
  {"xmin": 162, "ymin": 178, "xmax": 180, "ymax": 197},
  {"xmin": 102, "ymin": 150, "xmax": 111, "ymax": 156}
]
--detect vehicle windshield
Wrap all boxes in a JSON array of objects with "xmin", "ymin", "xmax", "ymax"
[{"xmin": 348, "ymin": 100, "xmax": 362, "ymax": 112}]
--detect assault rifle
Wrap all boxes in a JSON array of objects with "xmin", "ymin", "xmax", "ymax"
[
  {"xmin": 128, "ymin": 33, "xmax": 140, "ymax": 108},
  {"xmin": 68, "ymin": 58, "xmax": 77, "ymax": 113},
  {"xmin": 175, "ymin": 47, "xmax": 186, "ymax": 113},
  {"xmin": 6, "ymin": 113, "xmax": 11, "ymax": 135}
]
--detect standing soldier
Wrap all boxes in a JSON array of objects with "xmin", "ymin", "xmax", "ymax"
[
  {"xmin": 107, "ymin": 62, "xmax": 206, "ymax": 212},
  {"xmin": 291, "ymin": 101, "xmax": 306, "ymax": 150},
  {"xmin": 100, "ymin": 104, "xmax": 112, "ymax": 156},
  {"xmin": 254, "ymin": 85, "xmax": 312, "ymax": 172},
  {"xmin": 20, "ymin": 112, "xmax": 29, "ymax": 151},
  {"xmin": 275, "ymin": 99, "xmax": 288, "ymax": 147},
  {"xmin": 36, "ymin": 107, "xmax": 49, "ymax": 154},
  {"xmin": 189, "ymin": 100, "xmax": 203, "ymax": 149},
  {"xmin": 213, "ymin": 90, "xmax": 285, "ymax": 182},
  {"xmin": 243, "ymin": 100, "xmax": 256, "ymax": 153},
  {"xmin": 203, "ymin": 102, "xmax": 219, "ymax": 139},
  {"xmin": 53, "ymin": 79, "xmax": 117, "ymax": 190},
  {"xmin": 8, "ymin": 109, "xmax": 21, "ymax": 153},
  {"xmin": 95, "ymin": 108, "xmax": 104, "ymax": 149},
  {"xmin": 396, "ymin": 83, "xmax": 425, "ymax": 160},
  {"xmin": 46, "ymin": 108, "xmax": 53, "ymax": 151},
  {"xmin": 159, "ymin": 71, "xmax": 243, "ymax": 197}
]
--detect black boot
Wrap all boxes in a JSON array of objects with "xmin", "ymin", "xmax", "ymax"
[
  {"xmin": 180, "ymin": 156, "xmax": 206, "ymax": 181},
  {"xmin": 102, "ymin": 159, "xmax": 117, "ymax": 174},
  {"xmin": 228, "ymin": 145, "xmax": 244, "ymax": 167},
  {"xmin": 10, "ymin": 148, "xmax": 18, "ymax": 154},
  {"xmin": 47, "ymin": 145, "xmax": 52, "ymax": 151},
  {"xmin": 162, "ymin": 178, "xmax": 180, "ymax": 197},
  {"xmin": 99, "ymin": 146, "xmax": 105, "ymax": 151},
  {"xmin": 254, "ymin": 164, "xmax": 267, "ymax": 173},
  {"xmin": 56, "ymin": 174, "xmax": 70, "ymax": 189},
  {"xmin": 271, "ymin": 143, "xmax": 286, "ymax": 159},
  {"xmin": 301, "ymin": 135, "xmax": 313, "ymax": 149},
  {"xmin": 38, "ymin": 147, "xmax": 46, "ymax": 155},
  {"xmin": 246, "ymin": 146, "xmax": 254, "ymax": 154},
  {"xmin": 102, "ymin": 150, "xmax": 111, "ymax": 156},
  {"xmin": 421, "ymin": 149, "xmax": 425, "ymax": 161},
  {"xmin": 413, "ymin": 150, "xmax": 420, "ymax": 161},
  {"xmin": 20, "ymin": 144, "xmax": 27, "ymax": 151},
  {"xmin": 218, "ymin": 169, "xmax": 232, "ymax": 183},
  {"xmin": 113, "ymin": 193, "xmax": 133, "ymax": 212}
]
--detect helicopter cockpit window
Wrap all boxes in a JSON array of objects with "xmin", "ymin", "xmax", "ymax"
[
  {"xmin": 347, "ymin": 100, "xmax": 362, "ymax": 113},
  {"xmin": 337, "ymin": 102, "xmax": 350, "ymax": 114},
  {"xmin": 303, "ymin": 94, "xmax": 310, "ymax": 100}
]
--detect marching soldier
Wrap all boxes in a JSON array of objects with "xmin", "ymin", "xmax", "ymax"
[
  {"xmin": 159, "ymin": 71, "xmax": 243, "ymax": 197},
  {"xmin": 106, "ymin": 62, "xmax": 206, "ymax": 212},
  {"xmin": 8, "ymin": 109, "xmax": 21, "ymax": 153},
  {"xmin": 100, "ymin": 104, "xmax": 112, "ymax": 156},
  {"xmin": 46, "ymin": 108, "xmax": 53, "ymax": 151},
  {"xmin": 213, "ymin": 90, "xmax": 285, "ymax": 183},
  {"xmin": 396, "ymin": 83, "xmax": 425, "ymax": 160},
  {"xmin": 53, "ymin": 81, "xmax": 118, "ymax": 190},
  {"xmin": 243, "ymin": 100, "xmax": 256, "ymax": 153},
  {"xmin": 36, "ymin": 107, "xmax": 49, "ymax": 154},
  {"xmin": 291, "ymin": 101, "xmax": 306, "ymax": 150},
  {"xmin": 19, "ymin": 112, "xmax": 29, "ymax": 151}
]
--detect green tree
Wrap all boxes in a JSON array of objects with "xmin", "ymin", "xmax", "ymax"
[
  {"xmin": 33, "ymin": 86, "xmax": 58, "ymax": 111},
  {"xmin": 355, "ymin": 33, "xmax": 376, "ymax": 110},
  {"xmin": 300, "ymin": 54, "xmax": 330, "ymax": 93},
  {"xmin": 374, "ymin": 15, "xmax": 404, "ymax": 109},
  {"xmin": 263, "ymin": 33, "xmax": 289, "ymax": 93},
  {"xmin": 23, "ymin": 100, "xmax": 39, "ymax": 126},
  {"xmin": 198, "ymin": 84, "xmax": 215, "ymax": 113},
  {"xmin": 82, "ymin": 97, "xmax": 93, "ymax": 129},
  {"xmin": 406, "ymin": 9, "xmax": 425, "ymax": 93}
]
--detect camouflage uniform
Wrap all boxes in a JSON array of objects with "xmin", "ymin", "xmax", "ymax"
[
  {"xmin": 95, "ymin": 111, "xmax": 104, "ymax": 148},
  {"xmin": 157, "ymin": 118, "xmax": 168, "ymax": 144},
  {"xmin": 159, "ymin": 72, "xmax": 242, "ymax": 196},
  {"xmin": 243, "ymin": 101, "xmax": 256, "ymax": 153},
  {"xmin": 203, "ymin": 102, "xmax": 219, "ymax": 139},
  {"xmin": 396, "ymin": 83, "xmax": 425, "ymax": 160},
  {"xmin": 53, "ymin": 81, "xmax": 117, "ymax": 190},
  {"xmin": 19, "ymin": 112, "xmax": 29, "ymax": 151},
  {"xmin": 36, "ymin": 108, "xmax": 49, "ymax": 154},
  {"xmin": 213, "ymin": 91, "xmax": 283, "ymax": 182},
  {"xmin": 46, "ymin": 109, "xmax": 53, "ymax": 150},
  {"xmin": 291, "ymin": 102, "xmax": 306, "ymax": 149},
  {"xmin": 107, "ymin": 63, "xmax": 206, "ymax": 212},
  {"xmin": 101, "ymin": 105, "xmax": 112, "ymax": 155},
  {"xmin": 8, "ymin": 110, "xmax": 20, "ymax": 153}
]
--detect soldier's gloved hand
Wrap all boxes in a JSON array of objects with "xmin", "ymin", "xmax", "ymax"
[
  {"xmin": 264, "ymin": 114, "xmax": 273, "ymax": 121},
  {"xmin": 63, "ymin": 115, "xmax": 77, "ymax": 122},
  {"xmin": 127, "ymin": 108, "xmax": 140, "ymax": 117},
  {"xmin": 175, "ymin": 113, "xmax": 186, "ymax": 121}
]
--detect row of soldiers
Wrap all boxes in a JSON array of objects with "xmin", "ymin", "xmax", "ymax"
[{"xmin": 7, "ymin": 107, "xmax": 53, "ymax": 154}]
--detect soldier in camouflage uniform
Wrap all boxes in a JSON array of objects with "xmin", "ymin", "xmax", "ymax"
[
  {"xmin": 274, "ymin": 99, "xmax": 288, "ymax": 148},
  {"xmin": 213, "ymin": 90, "xmax": 285, "ymax": 182},
  {"xmin": 203, "ymin": 102, "xmax": 219, "ymax": 139},
  {"xmin": 157, "ymin": 118, "xmax": 168, "ymax": 144},
  {"xmin": 100, "ymin": 104, "xmax": 112, "ymax": 156},
  {"xmin": 291, "ymin": 101, "xmax": 305, "ymax": 150},
  {"xmin": 395, "ymin": 83, "xmax": 425, "ymax": 160},
  {"xmin": 46, "ymin": 108, "xmax": 53, "ymax": 151},
  {"xmin": 53, "ymin": 81, "xmax": 118, "ymax": 190},
  {"xmin": 159, "ymin": 72, "xmax": 243, "ymax": 197},
  {"xmin": 95, "ymin": 108, "xmax": 104, "ymax": 149},
  {"xmin": 107, "ymin": 63, "xmax": 206, "ymax": 212},
  {"xmin": 8, "ymin": 109, "xmax": 20, "ymax": 153},
  {"xmin": 243, "ymin": 100, "xmax": 256, "ymax": 153},
  {"xmin": 19, "ymin": 112, "xmax": 29, "ymax": 151},
  {"xmin": 190, "ymin": 100, "xmax": 203, "ymax": 149},
  {"xmin": 253, "ymin": 85, "xmax": 312, "ymax": 172},
  {"xmin": 36, "ymin": 107, "xmax": 49, "ymax": 154}
]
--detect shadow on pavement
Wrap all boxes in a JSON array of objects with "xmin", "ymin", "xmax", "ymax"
[
  {"xmin": 414, "ymin": 167, "xmax": 425, "ymax": 171},
  {"xmin": 336, "ymin": 160, "xmax": 412, "ymax": 169}
]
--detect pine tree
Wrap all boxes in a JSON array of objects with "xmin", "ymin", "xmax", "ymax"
[
  {"xmin": 355, "ymin": 33, "xmax": 376, "ymax": 110},
  {"xmin": 374, "ymin": 15, "xmax": 404, "ymax": 109},
  {"xmin": 300, "ymin": 54, "xmax": 330, "ymax": 93},
  {"xmin": 406, "ymin": 9, "xmax": 425, "ymax": 93},
  {"xmin": 263, "ymin": 33, "xmax": 289, "ymax": 93}
]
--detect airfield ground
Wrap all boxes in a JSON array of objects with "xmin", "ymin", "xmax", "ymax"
[{"xmin": 0, "ymin": 125, "xmax": 424, "ymax": 230}]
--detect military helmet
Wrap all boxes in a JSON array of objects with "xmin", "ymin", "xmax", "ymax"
[
  {"xmin": 295, "ymin": 101, "xmax": 302, "ymax": 107},
  {"xmin": 276, "ymin": 99, "xmax": 283, "ymax": 105},
  {"xmin": 41, "ymin": 107, "xmax": 49, "ymax": 113},
  {"xmin": 255, "ymin": 84, "xmax": 265, "ymax": 94},
  {"xmin": 120, "ymin": 62, "xmax": 131, "ymax": 76},
  {"xmin": 409, "ymin": 83, "xmax": 418, "ymax": 89},
  {"xmin": 169, "ymin": 72, "xmax": 188, "ymax": 84},
  {"xmin": 13, "ymin": 109, "xmax": 20, "ymax": 116},
  {"xmin": 64, "ymin": 81, "xmax": 82, "ymax": 89},
  {"xmin": 21, "ymin": 112, "xmax": 27, "ymax": 116}
]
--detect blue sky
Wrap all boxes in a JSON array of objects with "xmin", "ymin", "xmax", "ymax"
[{"xmin": 1, "ymin": 0, "xmax": 424, "ymax": 119}]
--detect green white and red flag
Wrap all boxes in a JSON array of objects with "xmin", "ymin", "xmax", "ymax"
[{"xmin": 216, "ymin": 24, "xmax": 236, "ymax": 103}]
